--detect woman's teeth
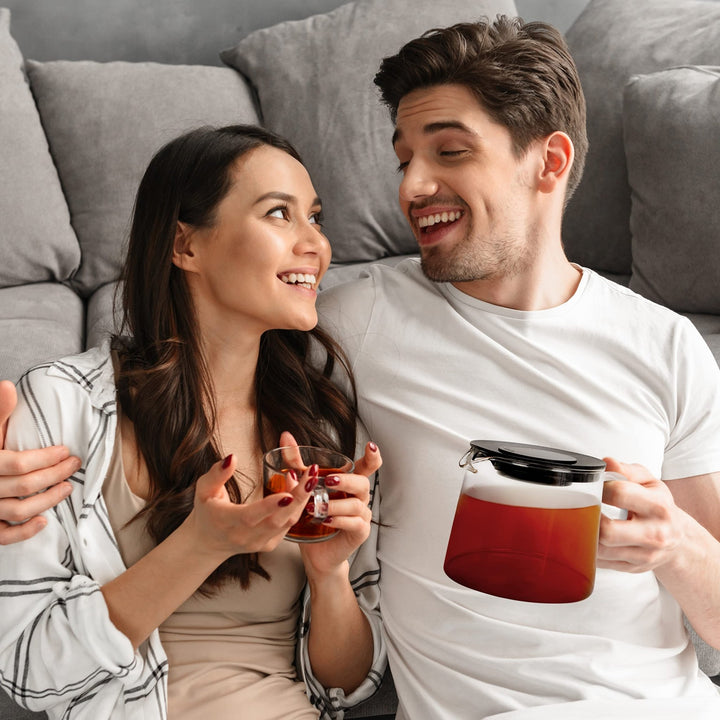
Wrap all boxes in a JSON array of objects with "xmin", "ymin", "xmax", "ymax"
[
  {"xmin": 280, "ymin": 272, "xmax": 317, "ymax": 289},
  {"xmin": 417, "ymin": 210, "xmax": 463, "ymax": 229}
]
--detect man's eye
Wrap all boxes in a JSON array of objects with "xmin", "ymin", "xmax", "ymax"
[{"xmin": 440, "ymin": 150, "xmax": 466, "ymax": 158}]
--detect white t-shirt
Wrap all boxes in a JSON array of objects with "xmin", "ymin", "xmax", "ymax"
[{"xmin": 317, "ymin": 258, "xmax": 720, "ymax": 720}]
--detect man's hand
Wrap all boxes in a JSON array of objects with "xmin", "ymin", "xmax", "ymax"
[
  {"xmin": 0, "ymin": 380, "xmax": 80, "ymax": 545},
  {"xmin": 598, "ymin": 458, "xmax": 686, "ymax": 573}
]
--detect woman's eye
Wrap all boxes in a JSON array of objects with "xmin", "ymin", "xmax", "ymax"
[
  {"xmin": 310, "ymin": 210, "xmax": 324, "ymax": 226},
  {"xmin": 268, "ymin": 206, "xmax": 288, "ymax": 220},
  {"xmin": 396, "ymin": 161, "xmax": 409, "ymax": 174}
]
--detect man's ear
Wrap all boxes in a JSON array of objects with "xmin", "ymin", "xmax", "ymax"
[
  {"xmin": 537, "ymin": 131, "xmax": 574, "ymax": 194},
  {"xmin": 172, "ymin": 221, "xmax": 198, "ymax": 272}
]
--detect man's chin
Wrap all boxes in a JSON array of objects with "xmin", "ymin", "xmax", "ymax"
[{"xmin": 420, "ymin": 253, "xmax": 462, "ymax": 283}]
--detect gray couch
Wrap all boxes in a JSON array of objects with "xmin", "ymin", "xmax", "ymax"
[{"xmin": 2, "ymin": 0, "xmax": 720, "ymax": 717}]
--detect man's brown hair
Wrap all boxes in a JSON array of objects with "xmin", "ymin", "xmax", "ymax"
[{"xmin": 374, "ymin": 15, "xmax": 588, "ymax": 201}]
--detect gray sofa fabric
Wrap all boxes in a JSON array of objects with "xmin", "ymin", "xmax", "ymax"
[
  {"xmin": 564, "ymin": 0, "xmax": 720, "ymax": 275},
  {"xmin": 624, "ymin": 65, "xmax": 720, "ymax": 314},
  {"xmin": 0, "ymin": 9, "xmax": 80, "ymax": 289}
]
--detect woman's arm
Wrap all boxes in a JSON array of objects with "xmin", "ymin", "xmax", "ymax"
[
  {"xmin": 300, "ymin": 440, "xmax": 382, "ymax": 694},
  {"xmin": 101, "ymin": 453, "xmax": 318, "ymax": 649}
]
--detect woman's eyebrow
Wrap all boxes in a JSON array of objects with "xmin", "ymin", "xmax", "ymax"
[{"xmin": 254, "ymin": 191, "xmax": 322, "ymax": 207}]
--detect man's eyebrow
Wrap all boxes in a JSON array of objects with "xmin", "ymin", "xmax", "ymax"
[
  {"xmin": 392, "ymin": 120, "xmax": 478, "ymax": 146},
  {"xmin": 254, "ymin": 191, "xmax": 322, "ymax": 207}
]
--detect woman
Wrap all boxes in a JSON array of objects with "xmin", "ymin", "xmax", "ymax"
[{"xmin": 0, "ymin": 125, "xmax": 383, "ymax": 719}]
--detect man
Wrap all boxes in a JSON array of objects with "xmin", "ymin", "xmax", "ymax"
[
  {"xmin": 316, "ymin": 15, "xmax": 720, "ymax": 720},
  {"xmin": 0, "ymin": 380, "xmax": 79, "ymax": 544}
]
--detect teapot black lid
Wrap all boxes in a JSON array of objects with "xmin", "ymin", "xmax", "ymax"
[{"xmin": 468, "ymin": 440, "xmax": 606, "ymax": 485}]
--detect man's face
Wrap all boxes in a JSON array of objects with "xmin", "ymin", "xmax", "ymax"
[{"xmin": 392, "ymin": 83, "xmax": 541, "ymax": 285}]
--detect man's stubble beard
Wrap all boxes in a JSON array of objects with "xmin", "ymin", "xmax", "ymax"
[{"xmin": 419, "ymin": 222, "xmax": 534, "ymax": 284}]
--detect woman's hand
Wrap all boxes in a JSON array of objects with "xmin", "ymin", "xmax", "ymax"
[
  {"xmin": 185, "ymin": 452, "xmax": 313, "ymax": 563},
  {"xmin": 300, "ymin": 439, "xmax": 382, "ymax": 580}
]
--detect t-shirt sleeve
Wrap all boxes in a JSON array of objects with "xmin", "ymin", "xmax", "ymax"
[{"xmin": 662, "ymin": 317, "xmax": 720, "ymax": 480}]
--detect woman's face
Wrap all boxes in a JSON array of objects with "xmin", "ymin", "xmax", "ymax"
[{"xmin": 175, "ymin": 145, "xmax": 331, "ymax": 336}]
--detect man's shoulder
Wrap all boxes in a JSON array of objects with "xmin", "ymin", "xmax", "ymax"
[
  {"xmin": 585, "ymin": 269, "xmax": 689, "ymax": 327},
  {"xmin": 320, "ymin": 256, "xmax": 436, "ymax": 304}
]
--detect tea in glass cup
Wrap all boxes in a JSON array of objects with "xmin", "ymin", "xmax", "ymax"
[{"xmin": 262, "ymin": 445, "xmax": 354, "ymax": 543}]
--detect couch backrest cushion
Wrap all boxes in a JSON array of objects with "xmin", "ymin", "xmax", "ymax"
[
  {"xmin": 625, "ymin": 66, "xmax": 720, "ymax": 315},
  {"xmin": 26, "ymin": 60, "xmax": 260, "ymax": 297},
  {"xmin": 564, "ymin": 0, "xmax": 720, "ymax": 275},
  {"xmin": 0, "ymin": 8, "xmax": 80, "ymax": 288},
  {"xmin": 220, "ymin": 0, "xmax": 518, "ymax": 266}
]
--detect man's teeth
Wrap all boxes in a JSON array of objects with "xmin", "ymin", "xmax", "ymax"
[
  {"xmin": 280, "ymin": 273, "xmax": 317, "ymax": 288},
  {"xmin": 417, "ymin": 210, "xmax": 462, "ymax": 228}
]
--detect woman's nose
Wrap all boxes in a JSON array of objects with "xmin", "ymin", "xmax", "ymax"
[
  {"xmin": 296, "ymin": 220, "xmax": 330, "ymax": 258},
  {"xmin": 399, "ymin": 160, "xmax": 439, "ymax": 203}
]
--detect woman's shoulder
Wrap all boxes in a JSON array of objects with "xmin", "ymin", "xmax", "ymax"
[
  {"xmin": 18, "ymin": 342, "xmax": 115, "ymax": 401},
  {"xmin": 12, "ymin": 343, "xmax": 117, "ymax": 451}
]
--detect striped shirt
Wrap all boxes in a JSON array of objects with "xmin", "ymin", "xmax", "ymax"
[{"xmin": 0, "ymin": 343, "xmax": 386, "ymax": 719}]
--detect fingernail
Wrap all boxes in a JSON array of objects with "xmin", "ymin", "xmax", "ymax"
[
  {"xmin": 369, "ymin": 442, "xmax": 378, "ymax": 452},
  {"xmin": 305, "ymin": 477, "xmax": 318, "ymax": 492},
  {"xmin": 325, "ymin": 475, "xmax": 340, "ymax": 487},
  {"xmin": 322, "ymin": 517, "xmax": 334, "ymax": 524},
  {"xmin": 306, "ymin": 501, "xmax": 315, "ymax": 514},
  {"xmin": 288, "ymin": 469, "xmax": 298, "ymax": 482},
  {"xmin": 278, "ymin": 496, "xmax": 293, "ymax": 507},
  {"xmin": 62, "ymin": 483, "xmax": 73, "ymax": 497},
  {"xmin": 310, "ymin": 464, "xmax": 319, "ymax": 479},
  {"xmin": 222, "ymin": 454, "xmax": 233, "ymax": 469}
]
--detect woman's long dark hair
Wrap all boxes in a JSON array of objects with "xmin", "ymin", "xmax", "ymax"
[{"xmin": 113, "ymin": 125, "xmax": 357, "ymax": 590}]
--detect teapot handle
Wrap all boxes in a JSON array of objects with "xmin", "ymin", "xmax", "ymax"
[{"xmin": 459, "ymin": 448, "xmax": 492, "ymax": 472}]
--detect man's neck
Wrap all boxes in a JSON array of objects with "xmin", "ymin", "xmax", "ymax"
[{"xmin": 451, "ymin": 253, "xmax": 582, "ymax": 311}]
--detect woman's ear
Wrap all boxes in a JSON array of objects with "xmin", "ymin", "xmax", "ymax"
[
  {"xmin": 172, "ymin": 221, "xmax": 197, "ymax": 272},
  {"xmin": 538, "ymin": 131, "xmax": 574, "ymax": 194}
]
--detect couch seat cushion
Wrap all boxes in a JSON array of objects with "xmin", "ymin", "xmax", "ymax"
[
  {"xmin": 0, "ymin": 284, "xmax": 84, "ymax": 383},
  {"xmin": 26, "ymin": 60, "xmax": 260, "ymax": 298},
  {"xmin": 220, "ymin": 0, "xmax": 517, "ymax": 266},
  {"xmin": 86, "ymin": 281, "xmax": 122, "ymax": 350}
]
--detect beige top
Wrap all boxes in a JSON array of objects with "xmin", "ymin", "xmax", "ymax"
[{"xmin": 102, "ymin": 419, "xmax": 319, "ymax": 720}]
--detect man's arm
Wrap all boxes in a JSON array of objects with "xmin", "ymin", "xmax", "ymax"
[
  {"xmin": 600, "ymin": 462, "xmax": 720, "ymax": 649},
  {"xmin": 0, "ymin": 380, "xmax": 79, "ymax": 544}
]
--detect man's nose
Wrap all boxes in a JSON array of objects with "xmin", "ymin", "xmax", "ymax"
[{"xmin": 399, "ymin": 160, "xmax": 439, "ymax": 203}]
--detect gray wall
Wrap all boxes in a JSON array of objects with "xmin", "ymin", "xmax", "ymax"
[{"xmin": 4, "ymin": 0, "xmax": 590, "ymax": 67}]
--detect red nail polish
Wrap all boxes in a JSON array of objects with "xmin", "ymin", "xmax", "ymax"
[
  {"xmin": 288, "ymin": 469, "xmax": 298, "ymax": 482},
  {"xmin": 310, "ymin": 464, "xmax": 319, "ymax": 478},
  {"xmin": 305, "ymin": 477, "xmax": 318, "ymax": 492},
  {"xmin": 222, "ymin": 454, "xmax": 233, "ymax": 469},
  {"xmin": 278, "ymin": 496, "xmax": 293, "ymax": 507},
  {"xmin": 322, "ymin": 517, "xmax": 334, "ymax": 524},
  {"xmin": 325, "ymin": 475, "xmax": 340, "ymax": 487},
  {"xmin": 369, "ymin": 442, "xmax": 378, "ymax": 452}
]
